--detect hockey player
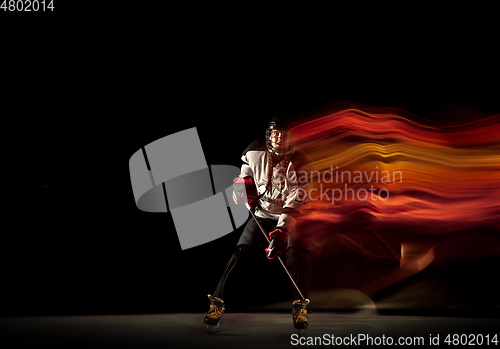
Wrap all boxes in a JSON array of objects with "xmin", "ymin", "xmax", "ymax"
[{"xmin": 204, "ymin": 116, "xmax": 313, "ymax": 333}]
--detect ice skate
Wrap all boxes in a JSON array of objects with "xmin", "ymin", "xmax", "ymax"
[
  {"xmin": 204, "ymin": 294, "xmax": 225, "ymax": 333},
  {"xmin": 292, "ymin": 298, "xmax": 310, "ymax": 335}
]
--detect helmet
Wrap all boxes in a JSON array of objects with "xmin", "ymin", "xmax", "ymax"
[{"xmin": 265, "ymin": 115, "xmax": 295, "ymax": 158}]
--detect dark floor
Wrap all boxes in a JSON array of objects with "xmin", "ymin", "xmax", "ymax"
[{"xmin": 1, "ymin": 311, "xmax": 499, "ymax": 348}]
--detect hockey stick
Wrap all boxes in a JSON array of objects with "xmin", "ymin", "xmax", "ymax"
[{"xmin": 245, "ymin": 203, "xmax": 306, "ymax": 300}]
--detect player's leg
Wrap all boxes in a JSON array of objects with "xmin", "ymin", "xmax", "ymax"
[
  {"xmin": 204, "ymin": 215, "xmax": 274, "ymax": 333},
  {"xmin": 286, "ymin": 247, "xmax": 313, "ymax": 331}
]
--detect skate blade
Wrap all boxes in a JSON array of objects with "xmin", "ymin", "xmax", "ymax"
[{"xmin": 206, "ymin": 323, "xmax": 220, "ymax": 333}]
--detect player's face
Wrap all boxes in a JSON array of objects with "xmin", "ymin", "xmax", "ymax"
[{"xmin": 270, "ymin": 130, "xmax": 283, "ymax": 148}]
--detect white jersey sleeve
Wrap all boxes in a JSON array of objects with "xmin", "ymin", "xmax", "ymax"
[{"xmin": 240, "ymin": 153, "xmax": 254, "ymax": 178}]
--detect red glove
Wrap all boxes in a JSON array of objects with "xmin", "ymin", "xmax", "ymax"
[
  {"xmin": 265, "ymin": 229, "xmax": 289, "ymax": 260},
  {"xmin": 232, "ymin": 176, "xmax": 258, "ymax": 206}
]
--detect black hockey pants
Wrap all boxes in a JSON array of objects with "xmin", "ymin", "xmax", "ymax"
[{"xmin": 213, "ymin": 215, "xmax": 313, "ymax": 301}]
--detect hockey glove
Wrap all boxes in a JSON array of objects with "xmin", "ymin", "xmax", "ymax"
[
  {"xmin": 265, "ymin": 229, "xmax": 289, "ymax": 260},
  {"xmin": 232, "ymin": 176, "xmax": 258, "ymax": 206}
]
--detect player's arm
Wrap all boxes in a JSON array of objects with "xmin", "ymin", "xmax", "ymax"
[
  {"xmin": 267, "ymin": 164, "xmax": 305, "ymax": 259},
  {"xmin": 232, "ymin": 151, "xmax": 259, "ymax": 206},
  {"xmin": 276, "ymin": 163, "xmax": 304, "ymax": 232}
]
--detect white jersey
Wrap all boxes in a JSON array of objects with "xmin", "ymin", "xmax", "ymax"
[{"xmin": 239, "ymin": 139, "xmax": 309, "ymax": 231}]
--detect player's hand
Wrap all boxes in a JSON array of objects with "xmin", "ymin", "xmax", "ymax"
[
  {"xmin": 265, "ymin": 229, "xmax": 289, "ymax": 260},
  {"xmin": 232, "ymin": 176, "xmax": 258, "ymax": 205}
]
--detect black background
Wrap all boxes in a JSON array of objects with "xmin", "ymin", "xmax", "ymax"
[{"xmin": 2, "ymin": 4, "xmax": 499, "ymax": 316}]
